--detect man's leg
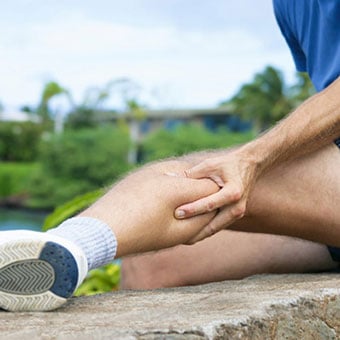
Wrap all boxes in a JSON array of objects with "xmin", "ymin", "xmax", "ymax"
[
  {"xmin": 121, "ymin": 143, "xmax": 340, "ymax": 289},
  {"xmin": 121, "ymin": 232, "xmax": 336, "ymax": 289},
  {"xmin": 2, "ymin": 143, "xmax": 340, "ymax": 310},
  {"xmin": 78, "ymin": 160, "xmax": 220, "ymax": 257},
  {"xmin": 0, "ymin": 159, "xmax": 220, "ymax": 311},
  {"xmin": 233, "ymin": 143, "xmax": 340, "ymax": 244}
]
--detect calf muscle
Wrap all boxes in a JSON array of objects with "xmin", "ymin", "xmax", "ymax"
[{"xmin": 81, "ymin": 159, "xmax": 219, "ymax": 257}]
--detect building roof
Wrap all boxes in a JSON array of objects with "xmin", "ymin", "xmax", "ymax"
[
  {"xmin": 94, "ymin": 106, "xmax": 234, "ymax": 122},
  {"xmin": 0, "ymin": 108, "xmax": 39, "ymax": 122}
]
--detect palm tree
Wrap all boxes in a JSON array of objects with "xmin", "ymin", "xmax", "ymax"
[
  {"xmin": 37, "ymin": 81, "xmax": 72, "ymax": 125},
  {"xmin": 226, "ymin": 66, "xmax": 293, "ymax": 133},
  {"xmin": 66, "ymin": 78, "xmax": 140, "ymax": 129},
  {"xmin": 222, "ymin": 66, "xmax": 318, "ymax": 135}
]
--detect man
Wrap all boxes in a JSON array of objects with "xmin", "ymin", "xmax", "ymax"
[
  {"xmin": 122, "ymin": 0, "xmax": 340, "ymax": 289},
  {"xmin": 1, "ymin": 0, "xmax": 340, "ymax": 312}
]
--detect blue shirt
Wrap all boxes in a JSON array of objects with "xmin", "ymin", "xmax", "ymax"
[{"xmin": 273, "ymin": 0, "xmax": 340, "ymax": 91}]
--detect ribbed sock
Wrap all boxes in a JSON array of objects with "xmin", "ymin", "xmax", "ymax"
[{"xmin": 48, "ymin": 216, "xmax": 117, "ymax": 270}]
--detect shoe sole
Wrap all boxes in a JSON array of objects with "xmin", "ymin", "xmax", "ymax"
[{"xmin": 0, "ymin": 235, "xmax": 81, "ymax": 312}]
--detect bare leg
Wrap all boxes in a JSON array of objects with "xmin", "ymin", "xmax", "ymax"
[
  {"xmin": 2, "ymin": 141, "xmax": 337, "ymax": 312},
  {"xmin": 121, "ymin": 232, "xmax": 336, "ymax": 289},
  {"xmin": 179, "ymin": 143, "xmax": 340, "ymax": 246},
  {"xmin": 118, "ymin": 144, "xmax": 340, "ymax": 289},
  {"xmin": 80, "ymin": 143, "xmax": 340, "ymax": 290},
  {"xmin": 79, "ymin": 160, "xmax": 220, "ymax": 257},
  {"xmin": 234, "ymin": 143, "xmax": 340, "ymax": 245}
]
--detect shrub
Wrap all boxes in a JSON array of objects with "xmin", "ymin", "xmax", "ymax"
[
  {"xmin": 28, "ymin": 126, "xmax": 131, "ymax": 208},
  {"xmin": 42, "ymin": 189, "xmax": 104, "ymax": 231},
  {"xmin": 74, "ymin": 263, "xmax": 120, "ymax": 296},
  {"xmin": 0, "ymin": 163, "xmax": 38, "ymax": 198},
  {"xmin": 142, "ymin": 124, "xmax": 255, "ymax": 162},
  {"xmin": 0, "ymin": 122, "xmax": 43, "ymax": 162}
]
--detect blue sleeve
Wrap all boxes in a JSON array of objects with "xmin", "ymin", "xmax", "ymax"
[{"xmin": 272, "ymin": 0, "xmax": 307, "ymax": 72}]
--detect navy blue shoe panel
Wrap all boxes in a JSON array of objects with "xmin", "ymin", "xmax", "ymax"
[{"xmin": 39, "ymin": 242, "xmax": 79, "ymax": 298}]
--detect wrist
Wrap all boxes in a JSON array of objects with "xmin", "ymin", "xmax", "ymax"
[{"xmin": 237, "ymin": 138, "xmax": 274, "ymax": 176}]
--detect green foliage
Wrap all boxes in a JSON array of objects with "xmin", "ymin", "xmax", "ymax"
[
  {"xmin": 36, "ymin": 81, "xmax": 71, "ymax": 124},
  {"xmin": 40, "ymin": 82, "xmax": 68, "ymax": 104},
  {"xmin": 66, "ymin": 107, "xmax": 99, "ymax": 129},
  {"xmin": 74, "ymin": 263, "xmax": 120, "ymax": 296},
  {"xmin": 42, "ymin": 189, "xmax": 104, "ymax": 231},
  {"xmin": 288, "ymin": 72, "xmax": 316, "ymax": 106},
  {"xmin": 0, "ymin": 122, "xmax": 43, "ymax": 162},
  {"xmin": 142, "ymin": 124, "xmax": 255, "ymax": 162},
  {"xmin": 0, "ymin": 163, "xmax": 38, "ymax": 198},
  {"xmin": 28, "ymin": 126, "xmax": 131, "ymax": 208},
  {"xmin": 66, "ymin": 78, "xmax": 141, "ymax": 130},
  {"xmin": 227, "ymin": 66, "xmax": 293, "ymax": 133},
  {"xmin": 224, "ymin": 67, "xmax": 316, "ymax": 133}
]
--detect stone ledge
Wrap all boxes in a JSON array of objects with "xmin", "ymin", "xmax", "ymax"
[{"xmin": 1, "ymin": 274, "xmax": 340, "ymax": 339}]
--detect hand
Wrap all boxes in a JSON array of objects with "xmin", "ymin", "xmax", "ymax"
[{"xmin": 175, "ymin": 149, "xmax": 260, "ymax": 243}]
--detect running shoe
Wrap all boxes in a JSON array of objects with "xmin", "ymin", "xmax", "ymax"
[{"xmin": 0, "ymin": 230, "xmax": 88, "ymax": 312}]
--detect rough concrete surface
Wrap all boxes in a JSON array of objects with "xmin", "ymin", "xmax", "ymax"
[{"xmin": 1, "ymin": 274, "xmax": 340, "ymax": 340}]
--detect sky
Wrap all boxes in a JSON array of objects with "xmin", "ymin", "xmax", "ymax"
[{"xmin": 0, "ymin": 0, "xmax": 297, "ymax": 114}]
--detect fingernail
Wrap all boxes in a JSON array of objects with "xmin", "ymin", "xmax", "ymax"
[{"xmin": 175, "ymin": 209, "xmax": 185, "ymax": 218}]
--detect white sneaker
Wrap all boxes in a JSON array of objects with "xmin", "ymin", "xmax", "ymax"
[{"xmin": 0, "ymin": 230, "xmax": 88, "ymax": 312}]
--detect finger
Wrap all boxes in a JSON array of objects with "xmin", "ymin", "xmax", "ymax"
[
  {"xmin": 184, "ymin": 159, "xmax": 218, "ymax": 180},
  {"xmin": 187, "ymin": 213, "xmax": 228, "ymax": 244},
  {"xmin": 187, "ymin": 203, "xmax": 246, "ymax": 244},
  {"xmin": 175, "ymin": 186, "xmax": 242, "ymax": 219}
]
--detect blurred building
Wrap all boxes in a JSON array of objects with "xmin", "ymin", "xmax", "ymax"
[
  {"xmin": 96, "ymin": 107, "xmax": 251, "ymax": 163},
  {"xmin": 98, "ymin": 106, "xmax": 250, "ymax": 134},
  {"xmin": 0, "ymin": 107, "xmax": 39, "ymax": 122}
]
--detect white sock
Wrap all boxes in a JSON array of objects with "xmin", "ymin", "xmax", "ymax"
[{"xmin": 48, "ymin": 216, "xmax": 117, "ymax": 270}]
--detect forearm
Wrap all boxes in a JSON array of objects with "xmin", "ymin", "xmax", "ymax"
[
  {"xmin": 240, "ymin": 76, "xmax": 340, "ymax": 175},
  {"xmin": 175, "ymin": 77, "xmax": 340, "ymax": 236}
]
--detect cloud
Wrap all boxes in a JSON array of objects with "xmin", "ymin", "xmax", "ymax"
[
  {"xmin": 2, "ymin": 13, "xmax": 264, "ymax": 57},
  {"xmin": 0, "ymin": 5, "xmax": 294, "ymax": 109}
]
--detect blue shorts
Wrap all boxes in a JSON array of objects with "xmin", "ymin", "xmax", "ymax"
[{"xmin": 327, "ymin": 139, "xmax": 340, "ymax": 262}]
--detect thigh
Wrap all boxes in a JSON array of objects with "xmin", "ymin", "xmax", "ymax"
[
  {"xmin": 121, "ymin": 230, "xmax": 338, "ymax": 289},
  {"xmin": 233, "ymin": 143, "xmax": 340, "ymax": 246}
]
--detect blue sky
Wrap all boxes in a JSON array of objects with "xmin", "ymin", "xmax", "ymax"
[{"xmin": 0, "ymin": 0, "xmax": 296, "ymax": 112}]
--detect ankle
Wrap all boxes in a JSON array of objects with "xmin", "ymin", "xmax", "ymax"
[{"xmin": 48, "ymin": 216, "xmax": 117, "ymax": 270}]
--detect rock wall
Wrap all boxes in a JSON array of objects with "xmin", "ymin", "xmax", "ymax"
[{"xmin": 1, "ymin": 274, "xmax": 340, "ymax": 339}]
